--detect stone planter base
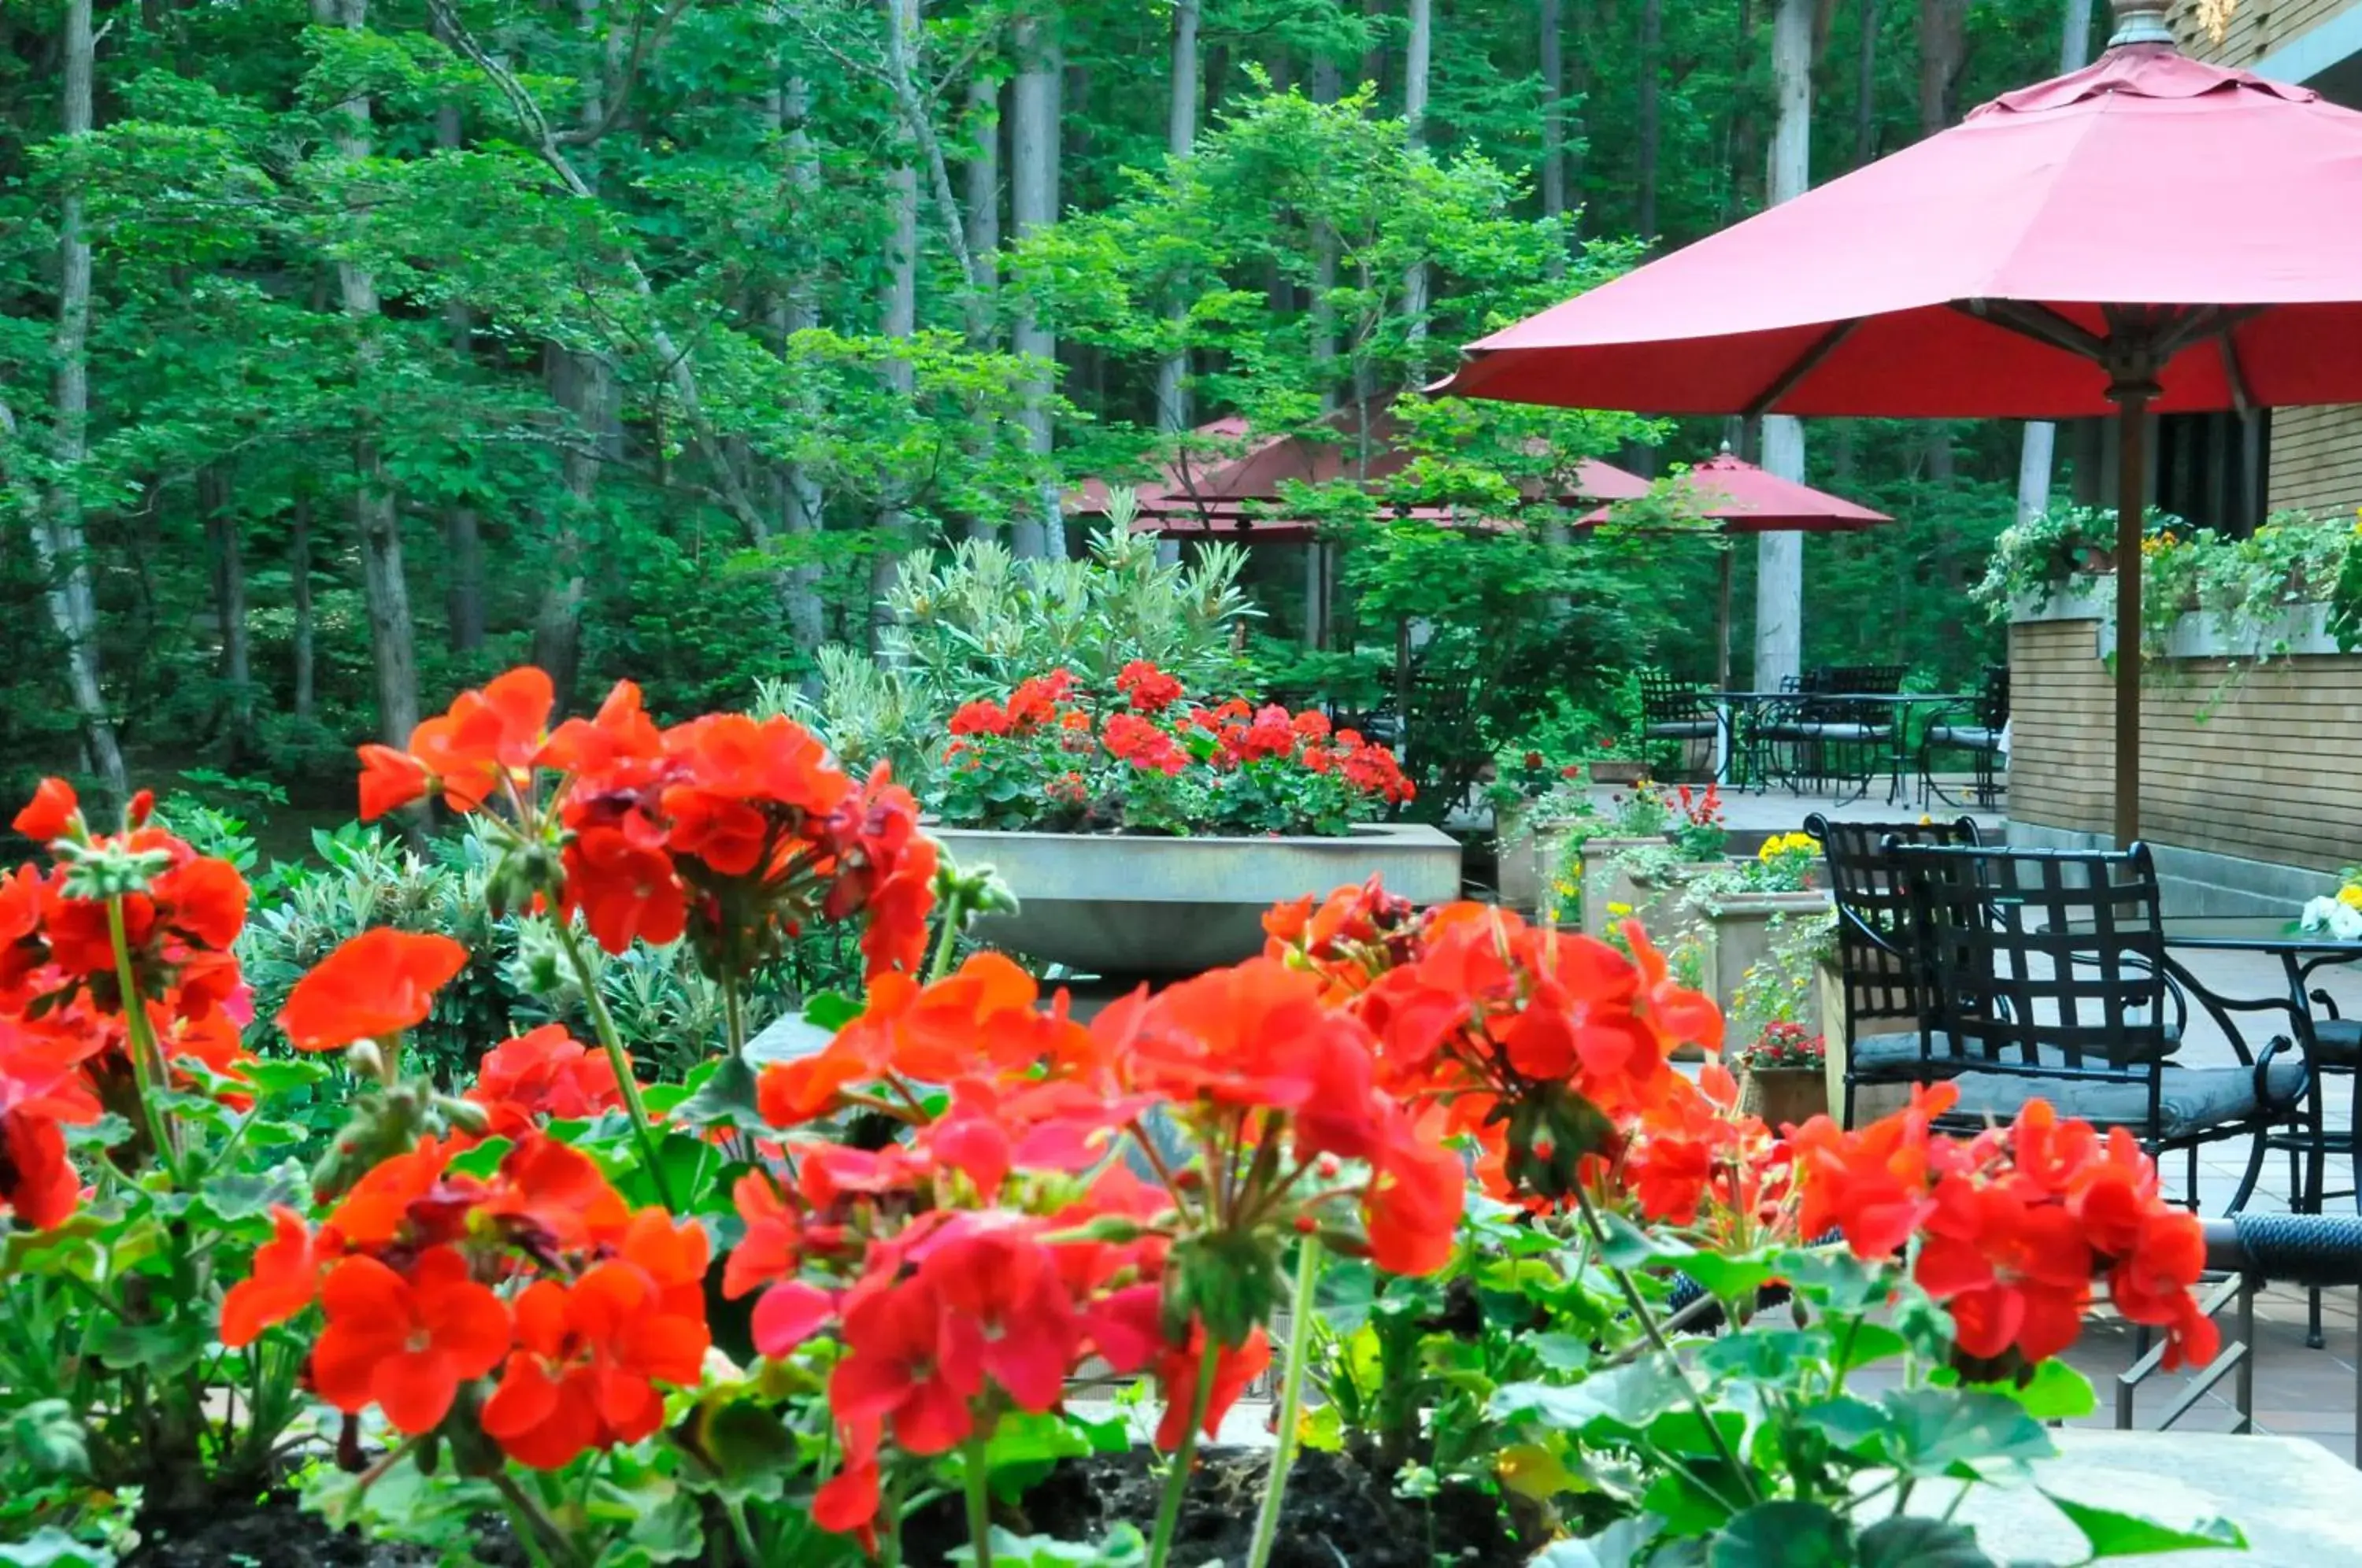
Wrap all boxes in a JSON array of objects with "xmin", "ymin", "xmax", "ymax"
[
  {"xmin": 1697, "ymin": 891, "xmax": 1834, "ymax": 1025},
  {"xmin": 1494, "ymin": 806, "xmax": 1587, "ymax": 915},
  {"xmin": 927, "ymin": 822, "xmax": 1463, "ymax": 979},
  {"xmin": 1587, "ymin": 759, "xmax": 1649, "ymax": 786},
  {"xmin": 1742, "ymin": 1066, "xmax": 1828, "ymax": 1130},
  {"xmin": 1577, "ymin": 837, "xmax": 1673, "ymax": 939}
]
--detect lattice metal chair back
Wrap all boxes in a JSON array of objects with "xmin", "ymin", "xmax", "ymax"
[
  {"xmin": 1805, "ymin": 813, "xmax": 1981, "ymax": 1125},
  {"xmin": 1889, "ymin": 841, "xmax": 2305, "ymax": 1215},
  {"xmin": 1894, "ymin": 841, "xmax": 2172, "ymax": 1077},
  {"xmin": 1636, "ymin": 668, "xmax": 1718, "ymax": 781}
]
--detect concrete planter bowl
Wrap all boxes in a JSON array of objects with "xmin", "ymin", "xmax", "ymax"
[
  {"xmin": 1494, "ymin": 805, "xmax": 1592, "ymax": 914},
  {"xmin": 927, "ymin": 822, "xmax": 1464, "ymax": 980},
  {"xmin": 1696, "ymin": 889, "xmax": 1834, "ymax": 1026}
]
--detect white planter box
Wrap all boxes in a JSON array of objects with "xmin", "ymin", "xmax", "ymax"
[{"xmin": 927, "ymin": 823, "xmax": 1463, "ymax": 980}]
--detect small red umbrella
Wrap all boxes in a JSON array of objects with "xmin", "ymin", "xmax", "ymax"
[
  {"xmin": 1073, "ymin": 410, "xmax": 1650, "ymax": 542},
  {"xmin": 1578, "ymin": 449, "xmax": 1894, "ymax": 688},
  {"xmin": 1444, "ymin": 0, "xmax": 2362, "ymax": 842}
]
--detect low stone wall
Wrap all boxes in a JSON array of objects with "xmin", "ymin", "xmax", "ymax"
[{"xmin": 2008, "ymin": 595, "xmax": 2362, "ymax": 908}]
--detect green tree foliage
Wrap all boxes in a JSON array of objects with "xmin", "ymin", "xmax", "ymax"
[{"xmin": 0, "ymin": 0, "xmax": 2069, "ymax": 823}]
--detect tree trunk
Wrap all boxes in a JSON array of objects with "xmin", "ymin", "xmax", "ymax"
[
  {"xmin": 1009, "ymin": 12, "xmax": 1063, "ymax": 559},
  {"xmin": 30, "ymin": 0, "xmax": 128, "ymax": 797},
  {"xmin": 315, "ymin": 0, "xmax": 419, "ymax": 746},
  {"xmin": 964, "ymin": 74, "xmax": 1000, "ymax": 296},
  {"xmin": 1755, "ymin": 0, "xmax": 1814, "ymax": 693},
  {"xmin": 876, "ymin": 0, "xmax": 990, "ymax": 338},
  {"xmin": 1727, "ymin": 0, "xmax": 1760, "ymax": 224},
  {"xmin": 1154, "ymin": 0, "xmax": 1199, "ymax": 434},
  {"xmin": 200, "ymin": 468, "xmax": 254, "ymax": 758},
  {"xmin": 1918, "ymin": 0, "xmax": 1968, "ymax": 482},
  {"xmin": 876, "ymin": 0, "xmax": 923, "ymax": 645},
  {"xmin": 1539, "ymin": 0, "xmax": 1568, "ymax": 267},
  {"xmin": 1854, "ymin": 0, "xmax": 1878, "ymax": 165},
  {"xmin": 772, "ymin": 68, "xmax": 829, "ymax": 652},
  {"xmin": 290, "ymin": 492, "xmax": 317, "ymax": 721},
  {"xmin": 2015, "ymin": 0, "xmax": 2096, "ymax": 524},
  {"xmin": 1401, "ymin": 0, "xmax": 1433, "ymax": 368},
  {"xmin": 434, "ymin": 24, "xmax": 486, "ymax": 657},
  {"xmin": 1638, "ymin": 0, "xmax": 1662, "ymax": 240}
]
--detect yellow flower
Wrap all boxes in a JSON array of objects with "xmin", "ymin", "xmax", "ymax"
[
  {"xmin": 2338, "ymin": 884, "xmax": 2362, "ymax": 911},
  {"xmin": 1758, "ymin": 831, "xmax": 1816, "ymax": 861},
  {"xmin": 1607, "ymin": 901, "xmax": 1634, "ymax": 917}
]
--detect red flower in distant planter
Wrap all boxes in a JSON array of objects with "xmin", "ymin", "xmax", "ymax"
[{"xmin": 1116, "ymin": 659, "xmax": 1185, "ymax": 714}]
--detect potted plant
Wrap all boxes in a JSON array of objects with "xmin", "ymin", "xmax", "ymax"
[
  {"xmin": 1588, "ymin": 784, "xmax": 1727, "ymax": 940},
  {"xmin": 924, "ymin": 663, "xmax": 1460, "ymax": 978},
  {"xmin": 1681, "ymin": 829, "xmax": 1834, "ymax": 1015},
  {"xmin": 1738, "ymin": 1019, "xmax": 1830, "ymax": 1128},
  {"xmin": 1583, "ymin": 730, "xmax": 1650, "ymax": 786},
  {"xmin": 1490, "ymin": 756, "xmax": 1596, "ymax": 913},
  {"xmin": 1577, "ymin": 780, "xmax": 1673, "ymax": 937}
]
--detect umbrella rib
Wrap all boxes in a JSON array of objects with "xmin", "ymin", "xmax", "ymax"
[
  {"xmin": 1957, "ymin": 298, "xmax": 2109, "ymax": 365},
  {"xmin": 1745, "ymin": 319, "xmax": 1861, "ymax": 416}
]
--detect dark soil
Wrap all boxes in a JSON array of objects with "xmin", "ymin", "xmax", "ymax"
[
  {"xmin": 905, "ymin": 1448, "xmax": 1538, "ymax": 1567},
  {"xmin": 124, "ymin": 1492, "xmax": 523, "ymax": 1568}
]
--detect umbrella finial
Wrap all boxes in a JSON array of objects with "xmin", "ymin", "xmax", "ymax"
[{"xmin": 2107, "ymin": 0, "xmax": 2177, "ymax": 48}]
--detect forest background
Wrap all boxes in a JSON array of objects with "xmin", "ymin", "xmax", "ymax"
[{"xmin": 0, "ymin": 0, "xmax": 2102, "ymax": 838}]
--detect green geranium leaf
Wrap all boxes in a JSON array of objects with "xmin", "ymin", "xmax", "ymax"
[
  {"xmin": 61, "ymin": 1114, "xmax": 133, "ymax": 1152},
  {"xmin": 1880, "ymin": 1389, "xmax": 2054, "ymax": 1476},
  {"xmin": 676, "ymin": 1053, "xmax": 769, "ymax": 1133},
  {"xmin": 1951, "ymin": 1359, "xmax": 2097, "ymax": 1422},
  {"xmin": 946, "ymin": 1525, "xmax": 1148, "ymax": 1566},
  {"xmin": 444, "ymin": 1135, "xmax": 516, "ymax": 1181},
  {"xmin": 1679, "ymin": 1250, "xmax": 1775, "ymax": 1304},
  {"xmin": 2042, "ymin": 1495, "xmax": 2247, "ymax": 1557},
  {"xmin": 806, "ymin": 990, "xmax": 864, "ymax": 1030},
  {"xmin": 1494, "ymin": 1355, "xmax": 1686, "ymax": 1436},
  {"xmin": 1708, "ymin": 1500, "xmax": 1851, "ymax": 1566},
  {"xmin": 1698, "ymin": 1328, "xmax": 1818, "ymax": 1384},
  {"xmin": 242, "ymin": 1057, "xmax": 331, "ymax": 1096},
  {"xmin": 0, "ymin": 1529, "xmax": 113, "ymax": 1567},
  {"xmin": 1855, "ymin": 1518, "xmax": 1996, "ymax": 1568},
  {"xmin": 1794, "ymin": 1394, "xmax": 1888, "ymax": 1459},
  {"xmin": 1594, "ymin": 1208, "xmax": 1690, "ymax": 1270}
]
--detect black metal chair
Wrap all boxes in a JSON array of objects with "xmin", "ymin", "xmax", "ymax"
[
  {"xmin": 1807, "ymin": 812, "xmax": 1983, "ymax": 1126},
  {"xmin": 1890, "ymin": 841, "xmax": 2307, "ymax": 1214},
  {"xmin": 1750, "ymin": 671, "xmax": 1824, "ymax": 793},
  {"xmin": 1636, "ymin": 668, "xmax": 1719, "ymax": 781},
  {"xmin": 1920, "ymin": 664, "xmax": 2008, "ymax": 810}
]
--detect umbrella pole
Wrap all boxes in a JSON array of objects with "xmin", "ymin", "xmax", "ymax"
[
  {"xmin": 1716, "ymin": 546, "xmax": 1734, "ymax": 691},
  {"xmin": 2112, "ymin": 390, "xmax": 2148, "ymax": 846}
]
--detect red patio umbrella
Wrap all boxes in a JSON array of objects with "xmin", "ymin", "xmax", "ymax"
[
  {"xmin": 1442, "ymin": 0, "xmax": 2362, "ymax": 843},
  {"xmin": 1578, "ymin": 448, "xmax": 1894, "ymax": 688},
  {"xmin": 1072, "ymin": 409, "xmax": 1650, "ymax": 542}
]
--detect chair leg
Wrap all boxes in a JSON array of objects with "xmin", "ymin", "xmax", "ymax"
[{"xmin": 2225, "ymin": 1127, "xmax": 2271, "ymax": 1215}]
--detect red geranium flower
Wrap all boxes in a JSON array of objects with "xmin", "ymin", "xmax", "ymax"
[
  {"xmin": 220, "ymin": 1207, "xmax": 340, "ymax": 1347},
  {"xmin": 310, "ymin": 1248, "xmax": 510, "ymax": 1435},
  {"xmin": 468, "ymin": 1024, "xmax": 623, "ymax": 1133},
  {"xmin": 13, "ymin": 778, "xmax": 81, "ymax": 843},
  {"xmin": 279, "ymin": 928, "xmax": 470, "ymax": 1052}
]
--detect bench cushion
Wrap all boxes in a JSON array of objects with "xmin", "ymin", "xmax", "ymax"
[
  {"xmin": 1645, "ymin": 719, "xmax": 1718, "ymax": 740},
  {"xmin": 1928, "ymin": 723, "xmax": 1999, "ymax": 751},
  {"xmin": 1946, "ymin": 1060, "xmax": 2305, "ymax": 1137},
  {"xmin": 2314, "ymin": 1017, "xmax": 2362, "ymax": 1068}
]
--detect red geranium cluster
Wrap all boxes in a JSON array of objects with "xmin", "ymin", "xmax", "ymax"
[
  {"xmin": 1268, "ymin": 893, "xmax": 1731, "ymax": 1214},
  {"xmin": 219, "ymin": 930, "xmax": 700, "ymax": 1470},
  {"xmin": 0, "ymin": 780, "xmax": 254, "ymax": 1226},
  {"xmin": 936, "ymin": 664, "xmax": 1412, "ymax": 837},
  {"xmin": 722, "ymin": 948, "xmax": 1464, "ymax": 1543},
  {"xmin": 1794, "ymin": 1082, "xmax": 2219, "ymax": 1373},
  {"xmin": 222, "ymin": 1131, "xmax": 706, "ymax": 1468},
  {"xmin": 358, "ymin": 668, "xmax": 935, "ymax": 981}
]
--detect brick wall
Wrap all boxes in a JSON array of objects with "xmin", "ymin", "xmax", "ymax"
[
  {"xmin": 2168, "ymin": 1, "xmax": 2362, "ymax": 525},
  {"xmin": 2009, "ymin": 615, "xmax": 2362, "ymax": 871},
  {"xmin": 2171, "ymin": 0, "xmax": 2355, "ymax": 62}
]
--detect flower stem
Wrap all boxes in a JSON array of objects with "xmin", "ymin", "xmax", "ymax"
[
  {"xmin": 554, "ymin": 921, "xmax": 676, "ymax": 1212},
  {"xmin": 1244, "ymin": 1236, "xmax": 1325, "ymax": 1568},
  {"xmin": 1570, "ymin": 1182, "xmax": 1759, "ymax": 1504},
  {"xmin": 1147, "ymin": 1349, "xmax": 1220, "ymax": 1568},
  {"xmin": 106, "ymin": 897, "xmax": 183, "ymax": 1182},
  {"xmin": 962, "ymin": 1433, "xmax": 995, "ymax": 1568},
  {"xmin": 926, "ymin": 882, "xmax": 972, "ymax": 982}
]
